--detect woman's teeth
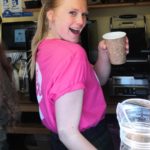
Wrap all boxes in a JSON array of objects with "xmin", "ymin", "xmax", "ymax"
[{"xmin": 70, "ymin": 28, "xmax": 80, "ymax": 35}]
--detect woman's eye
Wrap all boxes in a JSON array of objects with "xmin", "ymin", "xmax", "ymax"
[
  {"xmin": 82, "ymin": 13, "xmax": 88, "ymax": 19},
  {"xmin": 69, "ymin": 11, "xmax": 77, "ymax": 16}
]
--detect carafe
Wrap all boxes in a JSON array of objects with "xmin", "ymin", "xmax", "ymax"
[
  {"xmin": 116, "ymin": 98, "xmax": 150, "ymax": 150},
  {"xmin": 18, "ymin": 59, "xmax": 29, "ymax": 93}
]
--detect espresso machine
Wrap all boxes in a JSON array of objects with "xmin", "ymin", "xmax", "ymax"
[{"xmin": 107, "ymin": 14, "xmax": 150, "ymax": 99}]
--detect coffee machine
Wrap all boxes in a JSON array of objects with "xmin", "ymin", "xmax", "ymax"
[{"xmin": 107, "ymin": 14, "xmax": 150, "ymax": 99}]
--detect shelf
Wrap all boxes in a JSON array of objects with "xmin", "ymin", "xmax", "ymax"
[
  {"xmin": 2, "ymin": 16, "xmax": 37, "ymax": 23},
  {"xmin": 18, "ymin": 100, "xmax": 117, "ymax": 114},
  {"xmin": 136, "ymin": 1, "xmax": 150, "ymax": 6},
  {"xmin": 23, "ymin": 3, "xmax": 135, "ymax": 11},
  {"xmin": 19, "ymin": 101, "xmax": 38, "ymax": 112},
  {"xmin": 17, "ymin": 93, "xmax": 38, "ymax": 112},
  {"xmin": 88, "ymin": 2, "xmax": 150, "ymax": 8},
  {"xmin": 4, "ymin": 93, "xmax": 117, "ymax": 135},
  {"xmin": 6, "ymin": 107, "xmax": 116, "ymax": 134},
  {"xmin": 7, "ymin": 123, "xmax": 50, "ymax": 134},
  {"xmin": 18, "ymin": 93, "xmax": 117, "ymax": 114},
  {"xmin": 22, "ymin": 2, "xmax": 150, "ymax": 13},
  {"xmin": 23, "ymin": 8, "xmax": 41, "ymax": 12},
  {"xmin": 88, "ymin": 2, "xmax": 135, "ymax": 8},
  {"xmin": 6, "ymin": 94, "xmax": 49, "ymax": 134}
]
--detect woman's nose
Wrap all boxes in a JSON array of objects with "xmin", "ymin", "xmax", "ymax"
[{"xmin": 76, "ymin": 15, "xmax": 86, "ymax": 26}]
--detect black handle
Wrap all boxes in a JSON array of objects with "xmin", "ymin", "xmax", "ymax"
[{"xmin": 0, "ymin": 16, "xmax": 2, "ymax": 23}]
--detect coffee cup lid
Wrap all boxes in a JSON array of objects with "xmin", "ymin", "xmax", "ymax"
[{"xmin": 103, "ymin": 31, "xmax": 126, "ymax": 40}]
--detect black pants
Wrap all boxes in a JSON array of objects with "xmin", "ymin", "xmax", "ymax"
[{"xmin": 49, "ymin": 119, "xmax": 115, "ymax": 150}]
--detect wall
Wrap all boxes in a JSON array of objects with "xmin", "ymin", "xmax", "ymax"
[{"xmin": 89, "ymin": 6, "xmax": 150, "ymax": 43}]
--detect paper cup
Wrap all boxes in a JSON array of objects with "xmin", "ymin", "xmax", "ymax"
[{"xmin": 103, "ymin": 31, "xmax": 126, "ymax": 65}]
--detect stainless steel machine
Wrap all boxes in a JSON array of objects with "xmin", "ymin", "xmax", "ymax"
[
  {"xmin": 107, "ymin": 14, "xmax": 150, "ymax": 99},
  {"xmin": 109, "ymin": 76, "xmax": 149, "ymax": 97},
  {"xmin": 110, "ymin": 14, "xmax": 148, "ymax": 60}
]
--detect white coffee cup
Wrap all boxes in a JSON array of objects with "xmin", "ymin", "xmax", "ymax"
[{"xmin": 103, "ymin": 31, "xmax": 126, "ymax": 65}]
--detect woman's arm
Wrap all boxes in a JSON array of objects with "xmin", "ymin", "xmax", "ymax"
[
  {"xmin": 94, "ymin": 40, "xmax": 111, "ymax": 86},
  {"xmin": 55, "ymin": 89, "xmax": 97, "ymax": 150},
  {"xmin": 94, "ymin": 38, "xmax": 129, "ymax": 86}
]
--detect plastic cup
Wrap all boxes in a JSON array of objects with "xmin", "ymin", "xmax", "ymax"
[
  {"xmin": 102, "ymin": 31, "xmax": 126, "ymax": 65},
  {"xmin": 116, "ymin": 98, "xmax": 150, "ymax": 150}
]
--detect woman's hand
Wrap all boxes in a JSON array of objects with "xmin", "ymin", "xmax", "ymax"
[
  {"xmin": 97, "ymin": 40, "xmax": 109, "ymax": 63},
  {"xmin": 94, "ymin": 36, "xmax": 129, "ymax": 85},
  {"xmin": 125, "ymin": 36, "xmax": 129, "ymax": 55},
  {"xmin": 98, "ymin": 36, "xmax": 129, "ymax": 62}
]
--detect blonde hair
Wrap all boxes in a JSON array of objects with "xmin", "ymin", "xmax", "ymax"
[{"xmin": 30, "ymin": 0, "xmax": 61, "ymax": 78}]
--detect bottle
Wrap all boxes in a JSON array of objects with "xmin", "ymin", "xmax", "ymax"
[
  {"xmin": 18, "ymin": 59, "xmax": 29, "ymax": 93},
  {"xmin": 13, "ymin": 68, "xmax": 19, "ymax": 91}
]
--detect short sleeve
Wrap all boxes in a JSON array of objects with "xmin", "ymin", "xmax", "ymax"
[{"xmin": 49, "ymin": 53, "xmax": 87, "ymax": 101}]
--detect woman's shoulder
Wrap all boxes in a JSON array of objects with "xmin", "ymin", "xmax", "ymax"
[
  {"xmin": 39, "ymin": 39, "xmax": 82, "ymax": 49},
  {"xmin": 38, "ymin": 39, "xmax": 86, "ymax": 58}
]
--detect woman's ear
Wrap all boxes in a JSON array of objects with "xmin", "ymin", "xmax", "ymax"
[{"xmin": 46, "ymin": 10, "xmax": 54, "ymax": 22}]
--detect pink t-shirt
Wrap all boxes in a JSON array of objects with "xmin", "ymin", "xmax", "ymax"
[{"xmin": 36, "ymin": 39, "xmax": 106, "ymax": 133}]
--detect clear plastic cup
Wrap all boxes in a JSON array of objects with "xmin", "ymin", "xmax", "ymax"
[{"xmin": 116, "ymin": 98, "xmax": 150, "ymax": 150}]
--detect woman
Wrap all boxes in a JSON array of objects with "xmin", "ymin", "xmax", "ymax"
[
  {"xmin": 0, "ymin": 43, "xmax": 19, "ymax": 150},
  {"xmin": 30, "ymin": 0, "xmax": 129, "ymax": 149}
]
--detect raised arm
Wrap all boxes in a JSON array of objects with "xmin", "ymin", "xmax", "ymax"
[
  {"xmin": 94, "ymin": 40, "xmax": 111, "ymax": 86},
  {"xmin": 94, "ymin": 38, "xmax": 129, "ymax": 85}
]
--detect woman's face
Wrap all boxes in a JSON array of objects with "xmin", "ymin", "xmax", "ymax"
[{"xmin": 47, "ymin": 0, "xmax": 88, "ymax": 43}]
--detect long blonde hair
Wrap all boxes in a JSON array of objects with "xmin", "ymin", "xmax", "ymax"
[{"xmin": 30, "ymin": 0, "xmax": 61, "ymax": 79}]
